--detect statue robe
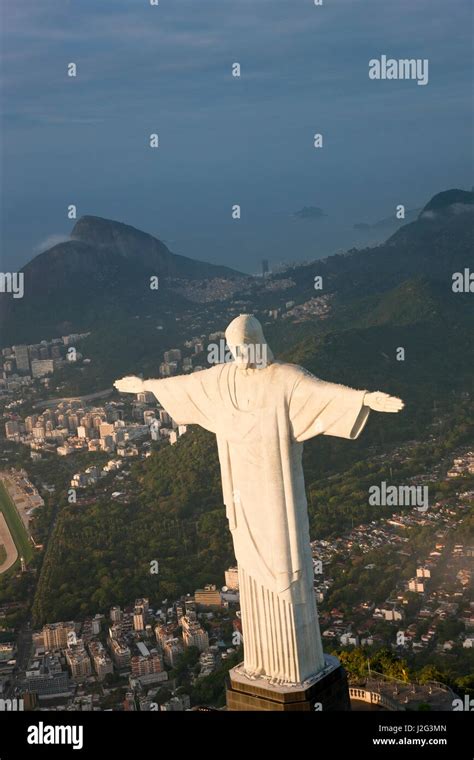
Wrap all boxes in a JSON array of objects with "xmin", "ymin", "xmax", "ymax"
[{"xmin": 145, "ymin": 361, "xmax": 370, "ymax": 684}]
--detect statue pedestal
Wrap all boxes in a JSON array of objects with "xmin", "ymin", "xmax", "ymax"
[{"xmin": 226, "ymin": 654, "xmax": 351, "ymax": 712}]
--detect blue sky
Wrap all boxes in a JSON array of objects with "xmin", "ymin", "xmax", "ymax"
[{"xmin": 1, "ymin": 0, "xmax": 472, "ymax": 273}]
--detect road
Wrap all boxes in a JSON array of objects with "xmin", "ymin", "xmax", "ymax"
[{"xmin": 33, "ymin": 387, "xmax": 114, "ymax": 410}]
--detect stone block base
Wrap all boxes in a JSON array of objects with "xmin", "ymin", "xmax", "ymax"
[{"xmin": 226, "ymin": 654, "xmax": 351, "ymax": 711}]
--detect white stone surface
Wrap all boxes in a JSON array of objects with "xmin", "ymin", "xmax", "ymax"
[{"xmin": 115, "ymin": 315, "xmax": 403, "ymax": 684}]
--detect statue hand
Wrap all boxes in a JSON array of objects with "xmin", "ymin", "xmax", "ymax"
[
  {"xmin": 114, "ymin": 375, "xmax": 144, "ymax": 394},
  {"xmin": 364, "ymin": 392, "xmax": 404, "ymax": 413}
]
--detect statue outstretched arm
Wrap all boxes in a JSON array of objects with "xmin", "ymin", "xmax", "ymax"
[
  {"xmin": 114, "ymin": 372, "xmax": 217, "ymax": 433},
  {"xmin": 114, "ymin": 375, "xmax": 145, "ymax": 394},
  {"xmin": 289, "ymin": 368, "xmax": 405, "ymax": 442},
  {"xmin": 113, "ymin": 375, "xmax": 173, "ymax": 396},
  {"xmin": 363, "ymin": 392, "xmax": 404, "ymax": 413}
]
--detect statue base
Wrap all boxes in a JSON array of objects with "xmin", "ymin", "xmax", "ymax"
[{"xmin": 226, "ymin": 654, "xmax": 351, "ymax": 711}]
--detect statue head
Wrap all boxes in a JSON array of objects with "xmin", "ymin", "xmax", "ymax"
[{"xmin": 225, "ymin": 314, "xmax": 273, "ymax": 370}]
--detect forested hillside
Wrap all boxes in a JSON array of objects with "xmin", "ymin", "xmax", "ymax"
[{"xmin": 31, "ymin": 429, "xmax": 233, "ymax": 623}]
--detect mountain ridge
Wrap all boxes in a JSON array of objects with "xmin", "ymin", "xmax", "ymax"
[
  {"xmin": 0, "ymin": 215, "xmax": 246, "ymax": 344},
  {"xmin": 70, "ymin": 215, "xmax": 243, "ymax": 279},
  {"xmin": 1, "ymin": 188, "xmax": 472, "ymax": 346}
]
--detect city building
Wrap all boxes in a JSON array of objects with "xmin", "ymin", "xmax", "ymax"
[
  {"xmin": 5, "ymin": 421, "xmax": 20, "ymax": 439},
  {"xmin": 164, "ymin": 349, "xmax": 182, "ymax": 363},
  {"xmin": 13, "ymin": 345, "xmax": 30, "ymax": 372},
  {"xmin": 24, "ymin": 654, "xmax": 72, "ymax": 700},
  {"xmin": 99, "ymin": 422, "xmax": 115, "ymax": 438},
  {"xmin": 31, "ymin": 359, "xmax": 55, "ymax": 378},
  {"xmin": 133, "ymin": 599, "xmax": 149, "ymax": 631},
  {"xmin": 182, "ymin": 614, "xmax": 209, "ymax": 652},
  {"xmin": 137, "ymin": 391, "xmax": 156, "ymax": 404},
  {"xmin": 88, "ymin": 641, "xmax": 114, "ymax": 680},
  {"xmin": 194, "ymin": 584, "xmax": 222, "ymax": 607},
  {"xmin": 161, "ymin": 694, "xmax": 190, "ymax": 711},
  {"xmin": 109, "ymin": 638, "xmax": 131, "ymax": 669},
  {"xmin": 42, "ymin": 622, "xmax": 76, "ymax": 651},
  {"xmin": 65, "ymin": 641, "xmax": 92, "ymax": 681},
  {"xmin": 110, "ymin": 606, "xmax": 122, "ymax": 623},
  {"xmin": 131, "ymin": 653, "xmax": 163, "ymax": 678},
  {"xmin": 0, "ymin": 643, "xmax": 15, "ymax": 663},
  {"xmin": 417, "ymin": 567, "xmax": 431, "ymax": 579},
  {"xmin": 159, "ymin": 410, "xmax": 171, "ymax": 425},
  {"xmin": 162, "ymin": 638, "xmax": 184, "ymax": 667},
  {"xmin": 225, "ymin": 567, "xmax": 239, "ymax": 590},
  {"xmin": 408, "ymin": 578, "xmax": 426, "ymax": 593}
]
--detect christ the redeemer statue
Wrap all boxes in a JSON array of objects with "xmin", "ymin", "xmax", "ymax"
[{"xmin": 115, "ymin": 315, "xmax": 403, "ymax": 686}]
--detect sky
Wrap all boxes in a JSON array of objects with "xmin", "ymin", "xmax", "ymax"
[{"xmin": 1, "ymin": 0, "xmax": 472, "ymax": 274}]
